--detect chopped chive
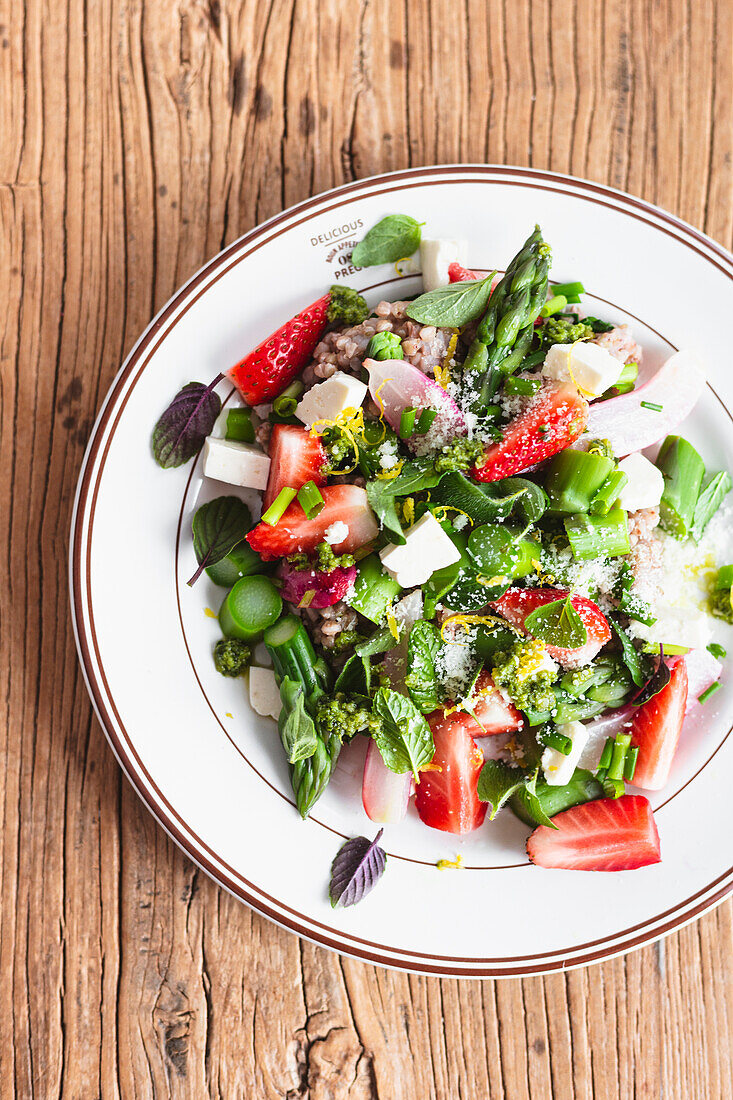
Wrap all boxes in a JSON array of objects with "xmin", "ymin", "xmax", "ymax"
[
  {"xmin": 656, "ymin": 435, "xmax": 705, "ymax": 539},
  {"xmin": 640, "ymin": 400, "xmax": 663, "ymax": 412},
  {"xmin": 602, "ymin": 777, "xmax": 625, "ymax": 799},
  {"xmin": 225, "ymin": 407, "xmax": 255, "ymax": 443},
  {"xmin": 590, "ymin": 469, "xmax": 629, "ymax": 516},
  {"xmin": 297, "ymin": 480, "xmax": 325, "ymax": 519},
  {"xmin": 399, "ymin": 407, "xmax": 417, "ymax": 439},
  {"xmin": 640, "ymin": 642, "xmax": 689, "ymax": 656},
  {"xmin": 261, "ymin": 486, "xmax": 297, "ymax": 525},
  {"xmin": 707, "ymin": 642, "xmax": 727, "ymax": 659},
  {"xmin": 538, "ymin": 727, "xmax": 573, "ymax": 755},
  {"xmin": 415, "ymin": 407, "xmax": 437, "ymax": 434},
  {"xmin": 503, "ymin": 376, "xmax": 541, "ymax": 396},
  {"xmin": 273, "ymin": 395, "xmax": 298, "ymax": 417},
  {"xmin": 623, "ymin": 745, "xmax": 639, "ymax": 782},
  {"xmin": 597, "ymin": 737, "xmax": 615, "ymax": 772},
  {"xmin": 551, "ymin": 280, "xmax": 585, "ymax": 303},
  {"xmin": 564, "ymin": 507, "xmax": 630, "ymax": 560},
  {"xmin": 698, "ymin": 682, "xmax": 721, "ymax": 704},
  {"xmin": 607, "ymin": 733, "xmax": 631, "ymax": 782},
  {"xmin": 521, "ymin": 348, "xmax": 547, "ymax": 370},
  {"xmin": 540, "ymin": 294, "xmax": 568, "ymax": 318}
]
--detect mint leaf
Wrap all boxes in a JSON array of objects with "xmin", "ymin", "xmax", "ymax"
[
  {"xmin": 278, "ymin": 679, "xmax": 318, "ymax": 763},
  {"xmin": 406, "ymin": 273, "xmax": 495, "ymax": 328},
  {"xmin": 508, "ymin": 768, "xmax": 602, "ymax": 827},
  {"xmin": 691, "ymin": 471, "xmax": 732, "ymax": 541},
  {"xmin": 610, "ymin": 618, "xmax": 643, "ymax": 687},
  {"xmin": 372, "ymin": 688, "xmax": 435, "ymax": 779},
  {"xmin": 351, "ymin": 215, "xmax": 422, "ymax": 267},
  {"xmin": 524, "ymin": 596, "xmax": 587, "ymax": 649},
  {"xmin": 366, "ymin": 459, "xmax": 444, "ymax": 544},
  {"xmin": 634, "ymin": 655, "xmax": 672, "ymax": 706},
  {"xmin": 477, "ymin": 760, "xmax": 526, "ymax": 819},
  {"xmin": 189, "ymin": 495, "xmax": 251, "ymax": 586},
  {"xmin": 432, "ymin": 473, "xmax": 547, "ymax": 525},
  {"xmin": 329, "ymin": 830, "xmax": 387, "ymax": 908},
  {"xmin": 405, "ymin": 621, "xmax": 444, "ymax": 713},
  {"xmin": 152, "ymin": 379, "xmax": 222, "ymax": 469}
]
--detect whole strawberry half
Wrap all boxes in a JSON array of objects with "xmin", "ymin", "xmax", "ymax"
[
  {"xmin": 414, "ymin": 712, "xmax": 487, "ymax": 834},
  {"xmin": 526, "ymin": 795, "xmax": 661, "ymax": 871},
  {"xmin": 491, "ymin": 587, "xmax": 611, "ymax": 670},
  {"xmin": 473, "ymin": 381, "xmax": 588, "ymax": 482},
  {"xmin": 227, "ymin": 294, "xmax": 330, "ymax": 405},
  {"xmin": 263, "ymin": 424, "xmax": 327, "ymax": 510}
]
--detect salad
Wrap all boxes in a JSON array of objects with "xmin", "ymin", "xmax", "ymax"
[{"xmin": 153, "ymin": 217, "xmax": 733, "ymax": 901}]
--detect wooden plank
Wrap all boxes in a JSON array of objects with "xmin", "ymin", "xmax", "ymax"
[{"xmin": 1, "ymin": 0, "xmax": 731, "ymax": 1096}]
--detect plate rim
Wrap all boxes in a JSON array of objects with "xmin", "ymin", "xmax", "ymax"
[{"xmin": 69, "ymin": 164, "xmax": 733, "ymax": 977}]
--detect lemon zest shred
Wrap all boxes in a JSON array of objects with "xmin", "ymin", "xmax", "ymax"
[
  {"xmin": 376, "ymin": 459, "xmax": 404, "ymax": 481},
  {"xmin": 433, "ymin": 331, "xmax": 458, "ymax": 390},
  {"xmin": 308, "ymin": 406, "xmax": 366, "ymax": 474},
  {"xmin": 395, "ymin": 257, "xmax": 412, "ymax": 277},
  {"xmin": 204, "ymin": 607, "xmax": 218, "ymax": 619},
  {"xmin": 386, "ymin": 607, "xmax": 401, "ymax": 642},
  {"xmin": 401, "ymin": 497, "xmax": 415, "ymax": 527},
  {"xmin": 440, "ymin": 612, "xmax": 519, "ymax": 642},
  {"xmin": 437, "ymin": 854, "xmax": 465, "ymax": 871},
  {"xmin": 431, "ymin": 505, "xmax": 473, "ymax": 527}
]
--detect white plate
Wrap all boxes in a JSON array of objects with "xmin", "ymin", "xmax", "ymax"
[{"xmin": 70, "ymin": 166, "xmax": 733, "ymax": 977}]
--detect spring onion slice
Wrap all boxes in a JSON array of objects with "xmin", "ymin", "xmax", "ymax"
[
  {"xmin": 226, "ymin": 407, "xmax": 255, "ymax": 443},
  {"xmin": 261, "ymin": 486, "xmax": 297, "ymax": 525},
  {"xmin": 297, "ymin": 480, "xmax": 325, "ymax": 519}
]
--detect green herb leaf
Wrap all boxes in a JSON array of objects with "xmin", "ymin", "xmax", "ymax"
[
  {"xmin": 278, "ymin": 679, "xmax": 319, "ymax": 763},
  {"xmin": 508, "ymin": 769, "xmax": 601, "ymax": 826},
  {"xmin": 152, "ymin": 380, "xmax": 222, "ymax": 469},
  {"xmin": 610, "ymin": 618, "xmax": 644, "ymax": 687},
  {"xmin": 432, "ymin": 472, "xmax": 547, "ymax": 525},
  {"xmin": 334, "ymin": 654, "xmax": 371, "ymax": 695},
  {"xmin": 691, "ymin": 471, "xmax": 732, "ymax": 541},
  {"xmin": 477, "ymin": 760, "xmax": 526, "ymax": 819},
  {"xmin": 406, "ymin": 273, "xmax": 495, "ymax": 328},
  {"xmin": 634, "ymin": 656, "xmax": 672, "ymax": 706},
  {"xmin": 329, "ymin": 830, "xmax": 387, "ymax": 908},
  {"xmin": 405, "ymin": 621, "xmax": 444, "ymax": 713},
  {"xmin": 366, "ymin": 459, "xmax": 444, "ymax": 543},
  {"xmin": 189, "ymin": 495, "xmax": 250, "ymax": 586},
  {"xmin": 524, "ymin": 596, "xmax": 588, "ymax": 649},
  {"xmin": 355, "ymin": 627, "xmax": 397, "ymax": 658},
  {"xmin": 372, "ymin": 688, "xmax": 435, "ymax": 780},
  {"xmin": 351, "ymin": 215, "xmax": 422, "ymax": 267}
]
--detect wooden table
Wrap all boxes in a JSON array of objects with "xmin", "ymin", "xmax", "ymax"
[{"xmin": 3, "ymin": 1, "xmax": 732, "ymax": 1095}]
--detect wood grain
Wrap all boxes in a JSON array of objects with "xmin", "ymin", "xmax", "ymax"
[{"xmin": 2, "ymin": 0, "xmax": 732, "ymax": 1096}]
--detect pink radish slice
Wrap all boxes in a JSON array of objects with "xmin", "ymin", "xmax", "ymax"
[
  {"xmin": 684, "ymin": 648, "xmax": 722, "ymax": 710},
  {"xmin": 577, "ymin": 705, "xmax": 636, "ymax": 769},
  {"xmin": 364, "ymin": 357, "xmax": 467, "ymax": 455},
  {"xmin": 585, "ymin": 350, "xmax": 706, "ymax": 457},
  {"xmin": 362, "ymin": 737, "xmax": 411, "ymax": 824}
]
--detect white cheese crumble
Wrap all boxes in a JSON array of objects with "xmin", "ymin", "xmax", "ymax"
[{"xmin": 324, "ymin": 521, "xmax": 349, "ymax": 545}]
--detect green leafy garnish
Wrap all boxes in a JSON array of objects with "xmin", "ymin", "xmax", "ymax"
[
  {"xmin": 329, "ymin": 830, "xmax": 387, "ymax": 908},
  {"xmin": 524, "ymin": 596, "xmax": 588, "ymax": 650},
  {"xmin": 477, "ymin": 760, "xmax": 526, "ymax": 819},
  {"xmin": 508, "ymin": 769, "xmax": 602, "ymax": 827},
  {"xmin": 405, "ymin": 621, "xmax": 444, "ymax": 713},
  {"xmin": 405, "ymin": 274, "xmax": 495, "ymax": 328},
  {"xmin": 691, "ymin": 471, "xmax": 732, "ymax": 542},
  {"xmin": 152, "ymin": 379, "xmax": 222, "ymax": 469},
  {"xmin": 432, "ymin": 473, "xmax": 547, "ymax": 525},
  {"xmin": 610, "ymin": 618, "xmax": 644, "ymax": 687},
  {"xmin": 372, "ymin": 688, "xmax": 435, "ymax": 780},
  {"xmin": 351, "ymin": 215, "xmax": 422, "ymax": 267},
  {"xmin": 189, "ymin": 495, "xmax": 250, "ymax": 586},
  {"xmin": 366, "ymin": 459, "xmax": 444, "ymax": 543},
  {"xmin": 278, "ymin": 679, "xmax": 319, "ymax": 763}
]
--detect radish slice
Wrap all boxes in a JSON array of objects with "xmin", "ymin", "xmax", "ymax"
[
  {"xmin": 364, "ymin": 358, "xmax": 467, "ymax": 455},
  {"xmin": 585, "ymin": 350, "xmax": 706, "ymax": 457},
  {"xmin": 577, "ymin": 705, "xmax": 636, "ymax": 769},
  {"xmin": 684, "ymin": 648, "xmax": 722, "ymax": 710},
  {"xmin": 362, "ymin": 737, "xmax": 411, "ymax": 824}
]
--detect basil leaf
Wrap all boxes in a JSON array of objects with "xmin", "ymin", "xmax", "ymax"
[
  {"xmin": 524, "ymin": 596, "xmax": 588, "ymax": 649},
  {"xmin": 366, "ymin": 459, "xmax": 444, "ymax": 544},
  {"xmin": 406, "ymin": 273, "xmax": 494, "ymax": 328},
  {"xmin": 432, "ymin": 473, "xmax": 547, "ymax": 525},
  {"xmin": 189, "ymin": 495, "xmax": 251, "ymax": 586},
  {"xmin": 278, "ymin": 679, "xmax": 318, "ymax": 763},
  {"xmin": 634, "ymin": 656, "xmax": 672, "ymax": 706},
  {"xmin": 477, "ymin": 760, "xmax": 526, "ymax": 819},
  {"xmin": 405, "ymin": 621, "xmax": 444, "ymax": 713},
  {"xmin": 441, "ymin": 568, "xmax": 493, "ymax": 612},
  {"xmin": 152, "ymin": 381, "xmax": 221, "ymax": 468},
  {"xmin": 329, "ymin": 829, "xmax": 387, "ymax": 908},
  {"xmin": 508, "ymin": 769, "xmax": 603, "ymax": 827},
  {"xmin": 372, "ymin": 687, "xmax": 435, "ymax": 779},
  {"xmin": 334, "ymin": 654, "xmax": 370, "ymax": 695},
  {"xmin": 610, "ymin": 618, "xmax": 643, "ymax": 687},
  {"xmin": 356, "ymin": 627, "xmax": 397, "ymax": 658},
  {"xmin": 351, "ymin": 215, "xmax": 422, "ymax": 267}
]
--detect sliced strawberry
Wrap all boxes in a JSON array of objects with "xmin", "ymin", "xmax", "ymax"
[
  {"xmin": 263, "ymin": 424, "xmax": 327, "ymax": 510},
  {"xmin": 461, "ymin": 670, "xmax": 523, "ymax": 736},
  {"xmin": 526, "ymin": 795, "xmax": 661, "ymax": 871},
  {"xmin": 247, "ymin": 484, "xmax": 378, "ymax": 561},
  {"xmin": 277, "ymin": 561, "xmax": 358, "ymax": 609},
  {"xmin": 629, "ymin": 657, "xmax": 688, "ymax": 791},
  {"xmin": 227, "ymin": 294, "xmax": 330, "ymax": 405},
  {"xmin": 448, "ymin": 262, "xmax": 479, "ymax": 282},
  {"xmin": 414, "ymin": 712, "xmax": 487, "ymax": 834},
  {"xmin": 491, "ymin": 587, "xmax": 611, "ymax": 670},
  {"xmin": 473, "ymin": 381, "xmax": 589, "ymax": 482}
]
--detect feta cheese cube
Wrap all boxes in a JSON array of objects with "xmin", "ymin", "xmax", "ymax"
[
  {"xmin": 202, "ymin": 437, "xmax": 270, "ymax": 490},
  {"xmin": 295, "ymin": 371, "xmax": 367, "ymax": 429},
  {"xmin": 249, "ymin": 667, "xmax": 281, "ymax": 721},
  {"xmin": 419, "ymin": 238, "xmax": 468, "ymax": 291},
  {"xmin": 541, "ymin": 720, "xmax": 590, "ymax": 787},
  {"xmin": 543, "ymin": 341, "xmax": 624, "ymax": 396},
  {"xmin": 379, "ymin": 512, "xmax": 461, "ymax": 588},
  {"xmin": 616, "ymin": 452, "xmax": 664, "ymax": 512}
]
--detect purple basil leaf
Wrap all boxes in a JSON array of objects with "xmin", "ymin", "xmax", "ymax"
[
  {"xmin": 188, "ymin": 495, "xmax": 251, "ymax": 586},
  {"xmin": 152, "ymin": 379, "xmax": 222, "ymax": 469},
  {"xmin": 329, "ymin": 829, "xmax": 386, "ymax": 908},
  {"xmin": 633, "ymin": 652, "xmax": 672, "ymax": 707}
]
